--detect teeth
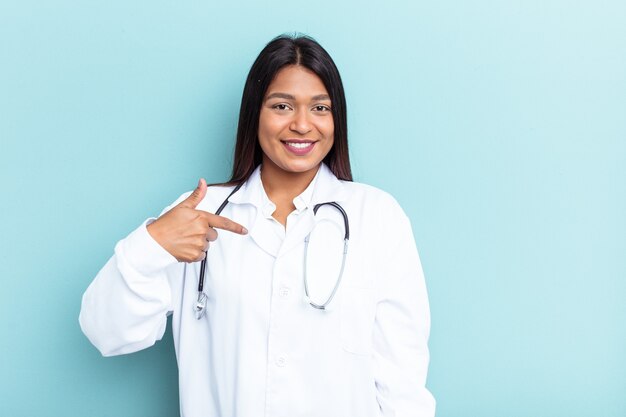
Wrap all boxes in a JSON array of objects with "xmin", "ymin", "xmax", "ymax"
[{"xmin": 286, "ymin": 142, "xmax": 313, "ymax": 149}]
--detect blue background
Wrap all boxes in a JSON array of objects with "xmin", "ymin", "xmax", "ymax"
[{"xmin": 1, "ymin": 0, "xmax": 624, "ymax": 416}]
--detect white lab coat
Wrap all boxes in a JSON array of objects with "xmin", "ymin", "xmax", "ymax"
[{"xmin": 79, "ymin": 163, "xmax": 435, "ymax": 417}]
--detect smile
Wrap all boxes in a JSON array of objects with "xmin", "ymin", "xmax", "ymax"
[
  {"xmin": 286, "ymin": 142, "xmax": 313, "ymax": 149},
  {"xmin": 281, "ymin": 140, "xmax": 316, "ymax": 155}
]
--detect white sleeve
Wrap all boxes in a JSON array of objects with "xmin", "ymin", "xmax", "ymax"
[
  {"xmin": 79, "ymin": 207, "xmax": 184, "ymax": 357},
  {"xmin": 373, "ymin": 203, "xmax": 436, "ymax": 416}
]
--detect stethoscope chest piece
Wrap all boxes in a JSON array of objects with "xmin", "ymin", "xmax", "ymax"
[{"xmin": 194, "ymin": 292, "xmax": 208, "ymax": 320}]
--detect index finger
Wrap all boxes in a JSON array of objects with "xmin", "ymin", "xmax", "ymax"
[{"xmin": 201, "ymin": 212, "xmax": 248, "ymax": 235}]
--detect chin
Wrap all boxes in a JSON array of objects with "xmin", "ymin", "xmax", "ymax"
[{"xmin": 278, "ymin": 160, "xmax": 322, "ymax": 174}]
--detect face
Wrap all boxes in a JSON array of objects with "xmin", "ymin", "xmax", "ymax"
[{"xmin": 258, "ymin": 65, "xmax": 334, "ymax": 177}]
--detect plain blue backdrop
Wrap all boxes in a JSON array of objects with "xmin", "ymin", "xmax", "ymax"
[{"xmin": 1, "ymin": 0, "xmax": 624, "ymax": 416}]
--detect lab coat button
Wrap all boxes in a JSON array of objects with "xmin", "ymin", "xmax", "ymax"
[
  {"xmin": 279, "ymin": 287, "xmax": 290, "ymax": 298},
  {"xmin": 276, "ymin": 356, "xmax": 287, "ymax": 367}
]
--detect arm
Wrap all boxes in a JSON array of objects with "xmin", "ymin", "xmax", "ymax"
[
  {"xmin": 78, "ymin": 217, "xmax": 181, "ymax": 356},
  {"xmin": 78, "ymin": 180, "xmax": 247, "ymax": 356},
  {"xmin": 373, "ymin": 205, "xmax": 436, "ymax": 416}
]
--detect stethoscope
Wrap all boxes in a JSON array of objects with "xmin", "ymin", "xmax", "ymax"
[{"xmin": 194, "ymin": 182, "xmax": 350, "ymax": 319}]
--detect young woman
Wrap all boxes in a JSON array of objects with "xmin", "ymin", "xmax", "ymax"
[{"xmin": 80, "ymin": 34, "xmax": 435, "ymax": 417}]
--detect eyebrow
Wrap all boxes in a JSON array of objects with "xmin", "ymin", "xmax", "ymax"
[{"xmin": 265, "ymin": 92, "xmax": 331, "ymax": 102}]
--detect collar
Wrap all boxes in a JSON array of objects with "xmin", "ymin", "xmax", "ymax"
[{"xmin": 227, "ymin": 163, "xmax": 348, "ymax": 208}]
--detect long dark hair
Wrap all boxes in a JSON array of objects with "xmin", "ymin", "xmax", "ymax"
[{"xmin": 229, "ymin": 34, "xmax": 352, "ymax": 184}]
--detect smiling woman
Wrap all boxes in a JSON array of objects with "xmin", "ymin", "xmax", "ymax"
[
  {"xmin": 260, "ymin": 67, "xmax": 334, "ymax": 172},
  {"xmin": 231, "ymin": 36, "xmax": 351, "ymax": 186},
  {"xmin": 79, "ymin": 34, "xmax": 435, "ymax": 417},
  {"xmin": 259, "ymin": 65, "xmax": 336, "ymax": 224}
]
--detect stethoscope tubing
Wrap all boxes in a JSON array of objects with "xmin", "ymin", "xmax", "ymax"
[
  {"xmin": 197, "ymin": 182, "xmax": 244, "ymax": 293},
  {"xmin": 194, "ymin": 181, "xmax": 349, "ymax": 317}
]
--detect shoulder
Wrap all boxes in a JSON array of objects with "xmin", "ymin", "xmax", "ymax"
[
  {"xmin": 340, "ymin": 180, "xmax": 416, "ymax": 253},
  {"xmin": 163, "ymin": 184, "xmax": 238, "ymax": 215},
  {"xmin": 339, "ymin": 180, "xmax": 412, "ymax": 236},
  {"xmin": 341, "ymin": 180, "xmax": 406, "ymax": 215},
  {"xmin": 196, "ymin": 184, "xmax": 238, "ymax": 214}
]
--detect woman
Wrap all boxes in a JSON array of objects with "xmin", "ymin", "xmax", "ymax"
[{"xmin": 80, "ymin": 34, "xmax": 435, "ymax": 417}]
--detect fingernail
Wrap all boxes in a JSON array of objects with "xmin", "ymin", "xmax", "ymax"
[
  {"xmin": 197, "ymin": 179, "xmax": 202, "ymax": 188},
  {"xmin": 242, "ymin": 227, "xmax": 248, "ymax": 234}
]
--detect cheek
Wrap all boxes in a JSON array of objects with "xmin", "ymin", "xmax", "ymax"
[
  {"xmin": 321, "ymin": 125, "xmax": 335, "ymax": 155},
  {"xmin": 257, "ymin": 112, "xmax": 270, "ymax": 140},
  {"xmin": 325, "ymin": 138, "xmax": 335, "ymax": 154},
  {"xmin": 258, "ymin": 113, "xmax": 283, "ymax": 143},
  {"xmin": 322, "ymin": 114, "xmax": 334, "ymax": 136},
  {"xmin": 323, "ymin": 120, "xmax": 335, "ymax": 141}
]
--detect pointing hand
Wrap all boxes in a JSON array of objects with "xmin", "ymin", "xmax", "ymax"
[{"xmin": 147, "ymin": 179, "xmax": 247, "ymax": 262}]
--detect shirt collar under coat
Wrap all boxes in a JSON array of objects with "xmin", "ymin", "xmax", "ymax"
[
  {"xmin": 227, "ymin": 162, "xmax": 348, "ymax": 208},
  {"xmin": 226, "ymin": 163, "xmax": 348, "ymax": 258}
]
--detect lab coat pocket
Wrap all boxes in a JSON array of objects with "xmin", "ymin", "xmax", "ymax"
[{"xmin": 340, "ymin": 288, "xmax": 376, "ymax": 355}]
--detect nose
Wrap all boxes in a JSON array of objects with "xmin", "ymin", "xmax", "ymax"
[{"xmin": 289, "ymin": 109, "xmax": 312, "ymax": 135}]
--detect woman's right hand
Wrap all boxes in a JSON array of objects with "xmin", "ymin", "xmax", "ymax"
[{"xmin": 147, "ymin": 179, "xmax": 248, "ymax": 262}]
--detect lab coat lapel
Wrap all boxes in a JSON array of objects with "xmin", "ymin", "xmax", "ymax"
[
  {"xmin": 277, "ymin": 211, "xmax": 315, "ymax": 258},
  {"xmin": 277, "ymin": 164, "xmax": 348, "ymax": 258},
  {"xmin": 248, "ymin": 211, "xmax": 281, "ymax": 257},
  {"xmin": 227, "ymin": 167, "xmax": 280, "ymax": 258},
  {"xmin": 227, "ymin": 164, "xmax": 348, "ymax": 259}
]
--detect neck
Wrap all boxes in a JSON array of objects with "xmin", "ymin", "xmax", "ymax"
[{"xmin": 260, "ymin": 162, "xmax": 320, "ymax": 202}]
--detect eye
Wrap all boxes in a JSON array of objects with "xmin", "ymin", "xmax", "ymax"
[
  {"xmin": 272, "ymin": 103, "xmax": 292, "ymax": 111},
  {"xmin": 313, "ymin": 105, "xmax": 331, "ymax": 112}
]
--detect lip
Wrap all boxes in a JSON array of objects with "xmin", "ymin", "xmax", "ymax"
[{"xmin": 281, "ymin": 139, "xmax": 317, "ymax": 156}]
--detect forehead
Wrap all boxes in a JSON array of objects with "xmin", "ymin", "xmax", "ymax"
[{"xmin": 265, "ymin": 65, "xmax": 328, "ymax": 96}]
